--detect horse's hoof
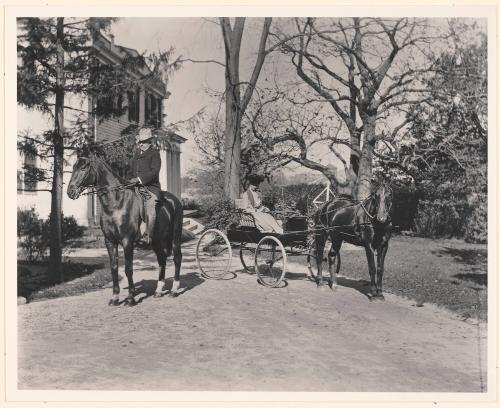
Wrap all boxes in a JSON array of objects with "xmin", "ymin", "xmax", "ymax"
[
  {"xmin": 124, "ymin": 297, "xmax": 136, "ymax": 306},
  {"xmin": 329, "ymin": 282, "xmax": 338, "ymax": 291},
  {"xmin": 108, "ymin": 299, "xmax": 120, "ymax": 306},
  {"xmin": 153, "ymin": 292, "xmax": 163, "ymax": 298},
  {"xmin": 316, "ymin": 279, "xmax": 328, "ymax": 288},
  {"xmin": 169, "ymin": 291, "xmax": 179, "ymax": 298},
  {"xmin": 369, "ymin": 294, "xmax": 385, "ymax": 302}
]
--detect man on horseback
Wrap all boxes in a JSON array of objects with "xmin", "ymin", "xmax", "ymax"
[{"xmin": 128, "ymin": 127, "xmax": 162, "ymax": 244}]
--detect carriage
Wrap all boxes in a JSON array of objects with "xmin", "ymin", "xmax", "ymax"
[{"xmin": 195, "ymin": 209, "xmax": 341, "ymax": 288}]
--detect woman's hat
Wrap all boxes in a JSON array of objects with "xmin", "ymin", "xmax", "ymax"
[
  {"xmin": 247, "ymin": 173, "xmax": 265, "ymax": 186},
  {"xmin": 137, "ymin": 127, "xmax": 154, "ymax": 142}
]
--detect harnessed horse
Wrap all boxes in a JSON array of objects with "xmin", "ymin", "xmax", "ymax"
[
  {"xmin": 67, "ymin": 147, "xmax": 183, "ymax": 305},
  {"xmin": 313, "ymin": 182, "xmax": 392, "ymax": 300}
]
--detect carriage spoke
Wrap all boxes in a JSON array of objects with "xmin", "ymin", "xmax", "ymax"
[
  {"xmin": 239, "ymin": 244, "xmax": 257, "ymax": 274},
  {"xmin": 255, "ymin": 236, "xmax": 287, "ymax": 287},
  {"xmin": 196, "ymin": 229, "xmax": 232, "ymax": 279}
]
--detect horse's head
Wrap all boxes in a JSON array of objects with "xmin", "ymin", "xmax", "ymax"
[
  {"xmin": 372, "ymin": 182, "xmax": 392, "ymax": 224},
  {"xmin": 67, "ymin": 148, "xmax": 98, "ymax": 200}
]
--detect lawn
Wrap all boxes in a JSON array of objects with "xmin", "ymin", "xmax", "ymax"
[
  {"xmin": 297, "ymin": 235, "xmax": 487, "ymax": 320},
  {"xmin": 18, "ymin": 260, "xmax": 113, "ymax": 302}
]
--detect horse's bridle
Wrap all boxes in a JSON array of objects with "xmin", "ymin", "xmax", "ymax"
[
  {"xmin": 317, "ymin": 183, "xmax": 392, "ymax": 229},
  {"xmin": 75, "ymin": 154, "xmax": 150, "ymax": 199},
  {"xmin": 70, "ymin": 156, "xmax": 96, "ymax": 197},
  {"xmin": 366, "ymin": 184, "xmax": 392, "ymax": 222}
]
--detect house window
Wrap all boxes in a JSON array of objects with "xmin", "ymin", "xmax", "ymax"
[
  {"xmin": 150, "ymin": 95, "xmax": 157, "ymax": 127},
  {"xmin": 145, "ymin": 93, "xmax": 155, "ymax": 127},
  {"xmin": 17, "ymin": 170, "xmax": 23, "ymax": 191},
  {"xmin": 93, "ymin": 59, "xmax": 118, "ymax": 117},
  {"xmin": 145, "ymin": 93, "xmax": 162, "ymax": 128},
  {"xmin": 18, "ymin": 152, "xmax": 38, "ymax": 193},
  {"xmin": 96, "ymin": 93, "xmax": 114, "ymax": 116},
  {"xmin": 127, "ymin": 87, "xmax": 140, "ymax": 122}
]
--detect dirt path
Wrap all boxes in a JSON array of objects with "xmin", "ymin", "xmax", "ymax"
[{"xmin": 18, "ymin": 242, "xmax": 487, "ymax": 392}]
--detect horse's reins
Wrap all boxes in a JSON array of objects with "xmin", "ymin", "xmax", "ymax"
[
  {"xmin": 313, "ymin": 188, "xmax": 391, "ymax": 238},
  {"xmin": 78, "ymin": 155, "xmax": 152, "ymax": 200}
]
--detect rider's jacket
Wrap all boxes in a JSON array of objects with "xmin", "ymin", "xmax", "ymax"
[{"xmin": 130, "ymin": 146, "xmax": 161, "ymax": 199}]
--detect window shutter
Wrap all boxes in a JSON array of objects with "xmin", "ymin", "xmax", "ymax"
[
  {"xmin": 150, "ymin": 96, "xmax": 157, "ymax": 127},
  {"xmin": 145, "ymin": 92, "xmax": 151, "ymax": 125},
  {"xmin": 135, "ymin": 87, "xmax": 140, "ymax": 123},
  {"xmin": 157, "ymin": 98, "xmax": 162, "ymax": 128},
  {"xmin": 127, "ymin": 91, "xmax": 134, "ymax": 122}
]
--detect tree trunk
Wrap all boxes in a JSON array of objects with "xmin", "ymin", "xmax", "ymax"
[
  {"xmin": 223, "ymin": 42, "xmax": 242, "ymax": 201},
  {"xmin": 221, "ymin": 18, "xmax": 245, "ymax": 201},
  {"xmin": 49, "ymin": 17, "xmax": 65, "ymax": 283},
  {"xmin": 356, "ymin": 116, "xmax": 376, "ymax": 200},
  {"xmin": 347, "ymin": 128, "xmax": 361, "ymax": 197}
]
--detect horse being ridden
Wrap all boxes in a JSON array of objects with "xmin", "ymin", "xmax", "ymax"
[
  {"xmin": 67, "ymin": 147, "xmax": 183, "ymax": 305},
  {"xmin": 313, "ymin": 182, "xmax": 392, "ymax": 300}
]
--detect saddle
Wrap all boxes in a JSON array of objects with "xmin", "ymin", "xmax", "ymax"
[{"xmin": 134, "ymin": 186, "xmax": 164, "ymax": 223}]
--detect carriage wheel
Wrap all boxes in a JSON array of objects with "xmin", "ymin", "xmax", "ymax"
[
  {"xmin": 307, "ymin": 239, "xmax": 341, "ymax": 284},
  {"xmin": 239, "ymin": 244, "xmax": 257, "ymax": 274},
  {"xmin": 196, "ymin": 229, "xmax": 232, "ymax": 279},
  {"xmin": 255, "ymin": 236, "xmax": 287, "ymax": 288}
]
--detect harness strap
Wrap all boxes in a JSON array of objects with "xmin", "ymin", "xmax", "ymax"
[{"xmin": 360, "ymin": 201, "xmax": 375, "ymax": 220}]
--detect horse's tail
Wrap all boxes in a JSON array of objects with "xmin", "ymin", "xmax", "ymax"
[
  {"xmin": 169, "ymin": 200, "xmax": 183, "ymax": 257},
  {"xmin": 162, "ymin": 191, "xmax": 183, "ymax": 257}
]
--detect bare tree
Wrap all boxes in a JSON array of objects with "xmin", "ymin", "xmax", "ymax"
[
  {"xmin": 193, "ymin": 110, "xmax": 285, "ymax": 189},
  {"xmin": 268, "ymin": 17, "xmax": 444, "ymax": 199}
]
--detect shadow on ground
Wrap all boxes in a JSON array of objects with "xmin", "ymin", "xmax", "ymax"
[
  {"xmin": 126, "ymin": 272, "xmax": 206, "ymax": 302},
  {"xmin": 434, "ymin": 246, "xmax": 487, "ymax": 287},
  {"xmin": 437, "ymin": 246, "xmax": 487, "ymax": 266},
  {"xmin": 275, "ymin": 271, "xmax": 374, "ymax": 299}
]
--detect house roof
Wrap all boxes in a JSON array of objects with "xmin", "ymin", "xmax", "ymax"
[
  {"xmin": 93, "ymin": 31, "xmax": 167, "ymax": 97},
  {"xmin": 157, "ymin": 128, "xmax": 187, "ymax": 145}
]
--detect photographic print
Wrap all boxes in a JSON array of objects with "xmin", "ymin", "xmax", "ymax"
[{"xmin": 5, "ymin": 4, "xmax": 495, "ymax": 403}]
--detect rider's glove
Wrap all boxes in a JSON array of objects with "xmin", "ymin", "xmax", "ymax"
[{"xmin": 128, "ymin": 177, "xmax": 141, "ymax": 185}]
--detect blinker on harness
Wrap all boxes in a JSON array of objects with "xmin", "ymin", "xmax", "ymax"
[{"xmin": 312, "ymin": 192, "xmax": 390, "ymax": 239}]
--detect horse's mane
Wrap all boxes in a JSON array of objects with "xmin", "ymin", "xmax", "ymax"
[{"xmin": 89, "ymin": 151, "xmax": 130, "ymax": 186}]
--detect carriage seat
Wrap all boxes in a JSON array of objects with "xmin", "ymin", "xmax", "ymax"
[{"xmin": 231, "ymin": 210, "xmax": 260, "ymax": 231}]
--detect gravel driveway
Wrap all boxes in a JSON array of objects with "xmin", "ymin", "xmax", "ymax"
[{"xmin": 17, "ymin": 241, "xmax": 487, "ymax": 392}]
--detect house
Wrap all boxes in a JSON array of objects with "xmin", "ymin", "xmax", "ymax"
[{"xmin": 17, "ymin": 29, "xmax": 186, "ymax": 227}]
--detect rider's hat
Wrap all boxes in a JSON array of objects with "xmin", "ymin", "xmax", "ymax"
[{"xmin": 137, "ymin": 127, "xmax": 154, "ymax": 142}]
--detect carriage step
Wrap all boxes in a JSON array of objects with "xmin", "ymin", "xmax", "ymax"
[{"xmin": 183, "ymin": 217, "xmax": 205, "ymax": 235}]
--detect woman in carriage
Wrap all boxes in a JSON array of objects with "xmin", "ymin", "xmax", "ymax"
[{"xmin": 239, "ymin": 174, "xmax": 283, "ymax": 234}]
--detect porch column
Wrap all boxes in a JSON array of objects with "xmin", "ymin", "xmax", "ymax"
[{"xmin": 159, "ymin": 148, "xmax": 168, "ymax": 191}]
